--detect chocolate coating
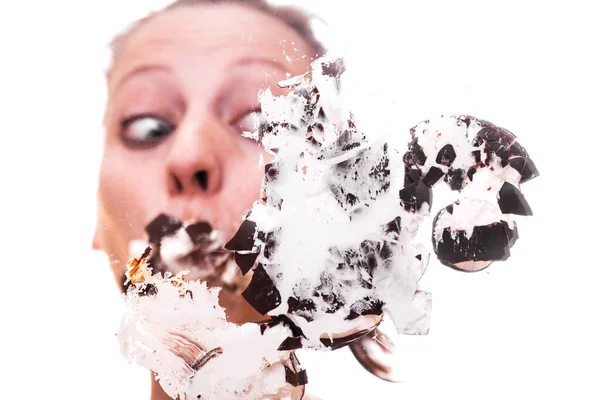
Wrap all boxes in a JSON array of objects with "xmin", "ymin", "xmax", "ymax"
[
  {"xmin": 433, "ymin": 218, "xmax": 519, "ymax": 271},
  {"xmin": 498, "ymin": 182, "xmax": 533, "ymax": 216}
]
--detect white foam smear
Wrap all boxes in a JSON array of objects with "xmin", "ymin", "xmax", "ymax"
[
  {"xmin": 118, "ymin": 258, "xmax": 298, "ymax": 400},
  {"xmin": 241, "ymin": 53, "xmax": 432, "ymax": 343},
  {"xmin": 119, "ymin": 53, "xmax": 537, "ymax": 399}
]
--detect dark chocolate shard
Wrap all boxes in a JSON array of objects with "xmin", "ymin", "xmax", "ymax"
[
  {"xmin": 145, "ymin": 214, "xmax": 183, "ymax": 244},
  {"xmin": 495, "ymin": 145, "xmax": 510, "ymax": 161},
  {"xmin": 234, "ymin": 251, "xmax": 260, "ymax": 275},
  {"xmin": 472, "ymin": 149, "xmax": 482, "ymax": 164},
  {"xmin": 467, "ymin": 166, "xmax": 478, "ymax": 181},
  {"xmin": 278, "ymin": 337, "xmax": 303, "ymax": 351},
  {"xmin": 508, "ymin": 141, "xmax": 528, "ymax": 157},
  {"xmin": 275, "ymin": 314, "xmax": 305, "ymax": 338},
  {"xmin": 444, "ymin": 168, "xmax": 465, "ymax": 191},
  {"xmin": 435, "ymin": 144, "xmax": 457, "ymax": 166},
  {"xmin": 498, "ymin": 182, "xmax": 533, "ymax": 216},
  {"xmin": 404, "ymin": 167, "xmax": 421, "ymax": 187},
  {"xmin": 224, "ymin": 220, "xmax": 257, "ymax": 251},
  {"xmin": 384, "ymin": 216, "xmax": 402, "ymax": 235},
  {"xmin": 403, "ymin": 141, "xmax": 427, "ymax": 167},
  {"xmin": 285, "ymin": 367, "xmax": 308, "ymax": 387},
  {"xmin": 423, "ymin": 166, "xmax": 444, "ymax": 187},
  {"xmin": 379, "ymin": 242, "xmax": 394, "ymax": 260},
  {"xmin": 185, "ymin": 222, "xmax": 212, "ymax": 244},
  {"xmin": 477, "ymin": 126, "xmax": 516, "ymax": 146},
  {"xmin": 399, "ymin": 180, "xmax": 432, "ymax": 212},
  {"xmin": 241, "ymin": 264, "xmax": 281, "ymax": 315},
  {"xmin": 508, "ymin": 156, "xmax": 539, "ymax": 183}
]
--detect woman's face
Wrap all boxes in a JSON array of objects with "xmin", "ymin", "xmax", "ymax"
[{"xmin": 96, "ymin": 4, "xmax": 314, "ymax": 296}]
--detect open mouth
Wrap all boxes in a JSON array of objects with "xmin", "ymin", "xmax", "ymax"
[{"xmin": 126, "ymin": 213, "xmax": 245, "ymax": 291}]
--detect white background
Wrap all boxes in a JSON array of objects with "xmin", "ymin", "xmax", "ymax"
[{"xmin": 0, "ymin": 1, "xmax": 598, "ymax": 399}]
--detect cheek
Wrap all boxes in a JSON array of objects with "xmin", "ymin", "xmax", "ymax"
[{"xmin": 97, "ymin": 149, "xmax": 159, "ymax": 263}]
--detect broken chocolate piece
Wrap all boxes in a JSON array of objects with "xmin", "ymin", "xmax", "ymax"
[
  {"xmin": 423, "ymin": 166, "xmax": 444, "ymax": 187},
  {"xmin": 467, "ymin": 165, "xmax": 478, "ymax": 181},
  {"xmin": 498, "ymin": 182, "xmax": 533, "ymax": 216},
  {"xmin": 384, "ymin": 217, "xmax": 402, "ymax": 235},
  {"xmin": 435, "ymin": 144, "xmax": 457, "ymax": 166},
  {"xmin": 146, "ymin": 214, "xmax": 183, "ymax": 244},
  {"xmin": 224, "ymin": 220, "xmax": 257, "ymax": 251},
  {"xmin": 404, "ymin": 167, "xmax": 421, "ymax": 187},
  {"xmin": 234, "ymin": 251, "xmax": 260, "ymax": 275},
  {"xmin": 399, "ymin": 180, "xmax": 432, "ymax": 212},
  {"xmin": 509, "ymin": 156, "xmax": 539, "ymax": 183},
  {"xmin": 403, "ymin": 141, "xmax": 427, "ymax": 167},
  {"xmin": 444, "ymin": 168, "xmax": 465, "ymax": 191},
  {"xmin": 278, "ymin": 337, "xmax": 303, "ymax": 351},
  {"xmin": 284, "ymin": 367, "xmax": 308, "ymax": 387},
  {"xmin": 241, "ymin": 264, "xmax": 281, "ymax": 315}
]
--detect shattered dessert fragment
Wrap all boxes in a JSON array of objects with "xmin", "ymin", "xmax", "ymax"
[
  {"xmin": 403, "ymin": 115, "xmax": 538, "ymax": 272},
  {"xmin": 119, "ymin": 253, "xmax": 306, "ymax": 400},
  {"xmin": 118, "ymin": 54, "xmax": 539, "ymax": 398}
]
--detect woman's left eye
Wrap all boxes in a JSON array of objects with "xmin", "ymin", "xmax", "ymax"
[{"xmin": 233, "ymin": 109, "xmax": 263, "ymax": 133}]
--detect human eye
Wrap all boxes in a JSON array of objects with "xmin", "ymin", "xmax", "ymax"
[
  {"xmin": 232, "ymin": 108, "xmax": 264, "ymax": 134},
  {"xmin": 120, "ymin": 114, "xmax": 175, "ymax": 148}
]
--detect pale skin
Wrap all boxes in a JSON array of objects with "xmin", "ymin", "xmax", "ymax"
[{"xmin": 94, "ymin": 4, "xmax": 316, "ymax": 399}]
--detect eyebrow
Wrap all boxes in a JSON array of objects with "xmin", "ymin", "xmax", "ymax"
[
  {"xmin": 110, "ymin": 64, "xmax": 171, "ymax": 92},
  {"xmin": 231, "ymin": 57, "xmax": 288, "ymax": 73}
]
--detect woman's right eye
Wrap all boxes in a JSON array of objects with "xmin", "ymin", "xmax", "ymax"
[{"xmin": 120, "ymin": 115, "xmax": 175, "ymax": 148}]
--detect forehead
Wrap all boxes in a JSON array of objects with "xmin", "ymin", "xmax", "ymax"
[{"xmin": 110, "ymin": 4, "xmax": 314, "ymax": 85}]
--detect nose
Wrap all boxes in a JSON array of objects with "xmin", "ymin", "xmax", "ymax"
[{"xmin": 165, "ymin": 113, "xmax": 224, "ymax": 197}]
